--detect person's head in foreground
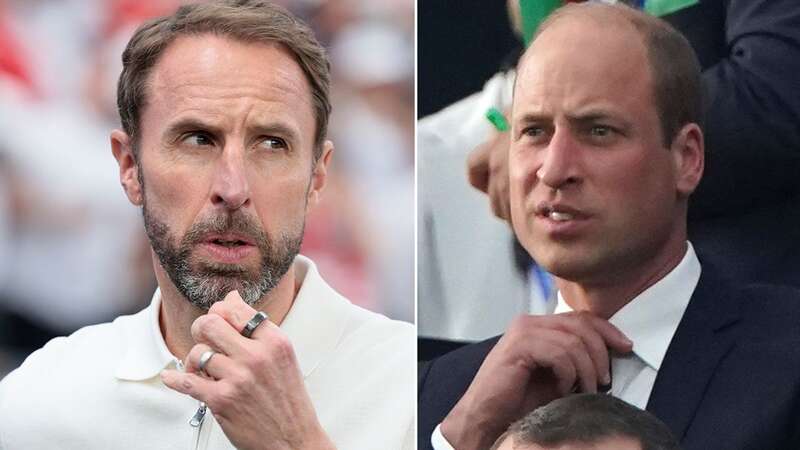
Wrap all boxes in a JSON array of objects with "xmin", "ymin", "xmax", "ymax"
[
  {"xmin": 509, "ymin": 1, "xmax": 704, "ymax": 304},
  {"xmin": 491, "ymin": 394, "xmax": 681, "ymax": 450},
  {"xmin": 112, "ymin": 0, "xmax": 332, "ymax": 314}
]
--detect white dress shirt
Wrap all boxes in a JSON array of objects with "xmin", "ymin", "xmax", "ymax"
[
  {"xmin": 432, "ymin": 243, "xmax": 701, "ymax": 449},
  {"xmin": 0, "ymin": 256, "xmax": 415, "ymax": 450}
]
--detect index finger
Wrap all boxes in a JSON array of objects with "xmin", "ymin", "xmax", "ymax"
[
  {"xmin": 585, "ymin": 315, "xmax": 633, "ymax": 353},
  {"xmin": 208, "ymin": 290, "xmax": 257, "ymax": 334}
]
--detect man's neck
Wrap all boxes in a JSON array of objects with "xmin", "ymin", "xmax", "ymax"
[
  {"xmin": 557, "ymin": 241, "xmax": 688, "ymax": 319},
  {"xmin": 155, "ymin": 263, "xmax": 298, "ymax": 361}
]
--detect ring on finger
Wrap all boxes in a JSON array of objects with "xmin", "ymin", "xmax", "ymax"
[
  {"xmin": 241, "ymin": 311, "xmax": 269, "ymax": 338},
  {"xmin": 198, "ymin": 350, "xmax": 216, "ymax": 376}
]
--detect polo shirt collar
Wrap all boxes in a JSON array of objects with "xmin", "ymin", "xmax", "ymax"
[
  {"xmin": 554, "ymin": 242, "xmax": 701, "ymax": 371},
  {"xmin": 280, "ymin": 255, "xmax": 350, "ymax": 377},
  {"xmin": 114, "ymin": 255, "xmax": 346, "ymax": 381},
  {"xmin": 114, "ymin": 290, "xmax": 176, "ymax": 381}
]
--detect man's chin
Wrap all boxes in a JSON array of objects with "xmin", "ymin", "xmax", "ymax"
[
  {"xmin": 180, "ymin": 275, "xmax": 261, "ymax": 310},
  {"xmin": 200, "ymin": 272, "xmax": 261, "ymax": 292}
]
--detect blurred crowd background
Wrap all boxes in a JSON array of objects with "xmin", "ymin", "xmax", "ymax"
[{"xmin": 0, "ymin": 0, "xmax": 414, "ymax": 378}]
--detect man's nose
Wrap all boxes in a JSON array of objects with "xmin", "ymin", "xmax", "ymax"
[
  {"xmin": 210, "ymin": 145, "xmax": 251, "ymax": 210},
  {"xmin": 536, "ymin": 128, "xmax": 582, "ymax": 190}
]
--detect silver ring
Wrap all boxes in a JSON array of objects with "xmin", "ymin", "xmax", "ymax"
[
  {"xmin": 198, "ymin": 350, "xmax": 216, "ymax": 376},
  {"xmin": 241, "ymin": 311, "xmax": 269, "ymax": 338}
]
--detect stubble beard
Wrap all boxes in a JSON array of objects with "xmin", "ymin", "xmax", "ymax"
[{"xmin": 141, "ymin": 197, "xmax": 304, "ymax": 312}]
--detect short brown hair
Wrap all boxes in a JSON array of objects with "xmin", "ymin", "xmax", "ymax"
[
  {"xmin": 117, "ymin": 0, "xmax": 331, "ymax": 159},
  {"xmin": 491, "ymin": 394, "xmax": 681, "ymax": 450},
  {"xmin": 529, "ymin": 2, "xmax": 703, "ymax": 147}
]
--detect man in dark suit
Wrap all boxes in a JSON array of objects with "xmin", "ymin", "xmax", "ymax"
[
  {"xmin": 420, "ymin": 0, "xmax": 800, "ymax": 361},
  {"xmin": 419, "ymin": 3, "xmax": 800, "ymax": 450}
]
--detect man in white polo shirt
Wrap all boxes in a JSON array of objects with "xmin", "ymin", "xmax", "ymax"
[{"xmin": 0, "ymin": 2, "xmax": 414, "ymax": 449}]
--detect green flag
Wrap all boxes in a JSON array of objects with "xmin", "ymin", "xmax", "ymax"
[
  {"xmin": 645, "ymin": 0, "xmax": 699, "ymax": 17},
  {"xmin": 519, "ymin": 0, "xmax": 700, "ymax": 46},
  {"xmin": 519, "ymin": 0, "xmax": 562, "ymax": 45}
]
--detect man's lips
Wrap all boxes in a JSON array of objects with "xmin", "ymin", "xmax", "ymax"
[
  {"xmin": 532, "ymin": 202, "xmax": 594, "ymax": 238},
  {"xmin": 201, "ymin": 233, "xmax": 256, "ymax": 247},
  {"xmin": 197, "ymin": 233, "xmax": 258, "ymax": 264},
  {"xmin": 534, "ymin": 202, "xmax": 590, "ymax": 222}
]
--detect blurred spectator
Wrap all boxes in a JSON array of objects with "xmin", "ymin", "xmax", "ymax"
[
  {"xmin": 326, "ymin": 20, "xmax": 414, "ymax": 321},
  {"xmin": 417, "ymin": 0, "xmax": 537, "ymax": 359}
]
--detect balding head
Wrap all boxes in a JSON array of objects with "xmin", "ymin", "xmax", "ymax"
[
  {"xmin": 507, "ymin": 1, "xmax": 705, "ymax": 285},
  {"xmin": 518, "ymin": 2, "xmax": 703, "ymax": 146}
]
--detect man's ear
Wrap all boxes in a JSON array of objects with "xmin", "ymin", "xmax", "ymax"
[
  {"xmin": 306, "ymin": 140, "xmax": 334, "ymax": 211},
  {"xmin": 111, "ymin": 129, "xmax": 143, "ymax": 206},
  {"xmin": 670, "ymin": 123, "xmax": 704, "ymax": 197}
]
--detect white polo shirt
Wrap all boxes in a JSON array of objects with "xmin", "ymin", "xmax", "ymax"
[{"xmin": 0, "ymin": 256, "xmax": 415, "ymax": 450}]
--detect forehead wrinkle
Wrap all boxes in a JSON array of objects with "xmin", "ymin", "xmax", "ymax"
[
  {"xmin": 153, "ymin": 72, "xmax": 309, "ymax": 117},
  {"xmin": 145, "ymin": 35, "xmax": 314, "ymax": 142},
  {"xmin": 150, "ymin": 35, "xmax": 309, "ymax": 93}
]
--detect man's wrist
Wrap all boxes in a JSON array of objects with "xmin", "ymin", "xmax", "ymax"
[
  {"xmin": 441, "ymin": 407, "xmax": 501, "ymax": 450},
  {"xmin": 298, "ymin": 425, "xmax": 336, "ymax": 450},
  {"xmin": 258, "ymin": 424, "xmax": 335, "ymax": 450}
]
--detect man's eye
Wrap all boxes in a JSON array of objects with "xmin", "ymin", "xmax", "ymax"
[
  {"xmin": 182, "ymin": 133, "xmax": 214, "ymax": 147},
  {"xmin": 524, "ymin": 126, "xmax": 546, "ymax": 137},
  {"xmin": 521, "ymin": 126, "xmax": 551, "ymax": 145},
  {"xmin": 590, "ymin": 125, "xmax": 613, "ymax": 137},
  {"xmin": 258, "ymin": 137, "xmax": 287, "ymax": 151}
]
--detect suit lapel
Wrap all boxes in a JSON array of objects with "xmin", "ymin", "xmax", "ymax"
[{"xmin": 646, "ymin": 267, "xmax": 743, "ymax": 440}]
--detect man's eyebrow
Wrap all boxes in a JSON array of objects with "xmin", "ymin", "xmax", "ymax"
[
  {"xmin": 162, "ymin": 118, "xmax": 301, "ymax": 143},
  {"xmin": 565, "ymin": 110, "xmax": 626, "ymax": 125},
  {"xmin": 515, "ymin": 112, "xmax": 552, "ymax": 124},
  {"xmin": 249, "ymin": 122, "xmax": 300, "ymax": 143},
  {"xmin": 163, "ymin": 117, "xmax": 223, "ymax": 138}
]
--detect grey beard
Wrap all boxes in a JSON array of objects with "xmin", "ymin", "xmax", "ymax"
[
  {"xmin": 142, "ymin": 204, "xmax": 303, "ymax": 311},
  {"xmin": 170, "ymin": 265, "xmax": 273, "ymax": 310}
]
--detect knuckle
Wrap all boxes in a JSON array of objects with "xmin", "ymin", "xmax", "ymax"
[
  {"xmin": 564, "ymin": 334, "xmax": 582, "ymax": 351},
  {"xmin": 187, "ymin": 346, "xmax": 203, "ymax": 366},
  {"xmin": 197, "ymin": 315, "xmax": 224, "ymax": 339},
  {"xmin": 180, "ymin": 376, "xmax": 194, "ymax": 392},
  {"xmin": 269, "ymin": 335, "xmax": 296, "ymax": 366},
  {"xmin": 229, "ymin": 367, "xmax": 252, "ymax": 387},
  {"xmin": 508, "ymin": 315, "xmax": 532, "ymax": 334},
  {"xmin": 208, "ymin": 301, "xmax": 227, "ymax": 316},
  {"xmin": 209, "ymin": 384, "xmax": 235, "ymax": 411},
  {"xmin": 564, "ymin": 312, "xmax": 591, "ymax": 331},
  {"xmin": 207, "ymin": 314, "xmax": 226, "ymax": 327},
  {"xmin": 552, "ymin": 350, "xmax": 571, "ymax": 368},
  {"xmin": 197, "ymin": 318, "xmax": 214, "ymax": 338},
  {"xmin": 190, "ymin": 316, "xmax": 208, "ymax": 339},
  {"xmin": 245, "ymin": 349, "xmax": 268, "ymax": 371}
]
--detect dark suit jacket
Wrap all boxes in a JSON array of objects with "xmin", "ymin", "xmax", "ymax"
[
  {"xmin": 418, "ymin": 268, "xmax": 800, "ymax": 450},
  {"xmin": 675, "ymin": 0, "xmax": 800, "ymax": 288}
]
